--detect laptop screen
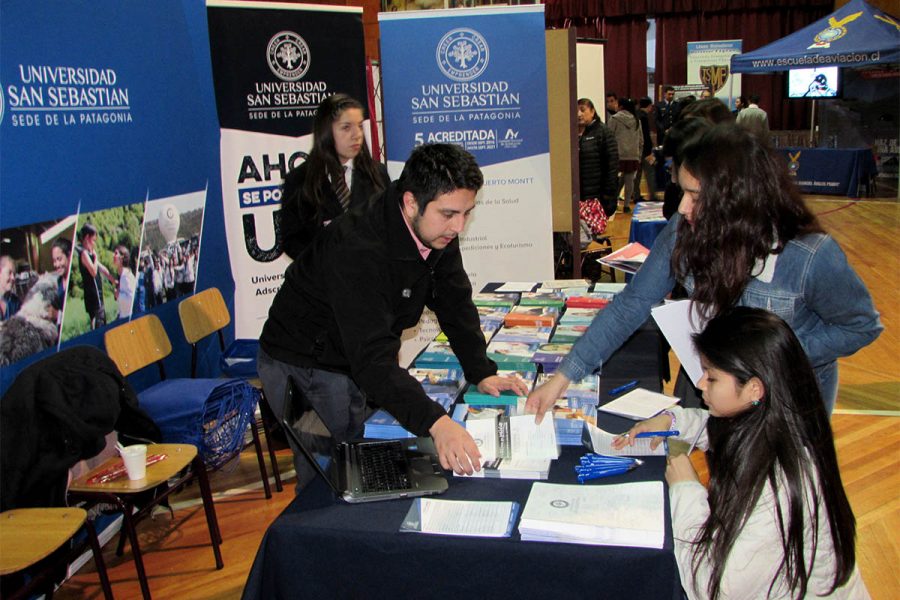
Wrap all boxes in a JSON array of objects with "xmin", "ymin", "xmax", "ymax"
[{"xmin": 281, "ymin": 377, "xmax": 344, "ymax": 494}]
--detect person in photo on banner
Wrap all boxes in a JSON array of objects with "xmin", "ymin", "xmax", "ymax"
[
  {"xmin": 77, "ymin": 223, "xmax": 116, "ymax": 330},
  {"xmin": 112, "ymin": 245, "xmax": 136, "ymax": 320},
  {"xmin": 258, "ymin": 143, "xmax": 529, "ymax": 488},
  {"xmin": 613, "ymin": 308, "xmax": 869, "ymax": 599},
  {"xmin": 0, "ymin": 256, "xmax": 22, "ymax": 322},
  {"xmin": 527, "ymin": 124, "xmax": 881, "ymax": 419},
  {"xmin": 50, "ymin": 237, "xmax": 72, "ymax": 317},
  {"xmin": 280, "ymin": 94, "xmax": 389, "ymax": 261}
]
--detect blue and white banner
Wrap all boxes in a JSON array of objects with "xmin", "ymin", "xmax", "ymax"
[
  {"xmin": 207, "ymin": 0, "xmax": 367, "ymax": 338},
  {"xmin": 687, "ymin": 40, "xmax": 743, "ymax": 109},
  {"xmin": 0, "ymin": 0, "xmax": 221, "ymax": 381},
  {"xmin": 380, "ymin": 6, "xmax": 553, "ymax": 364}
]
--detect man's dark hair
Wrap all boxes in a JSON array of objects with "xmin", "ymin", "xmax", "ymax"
[
  {"xmin": 605, "ymin": 91, "xmax": 618, "ymax": 100},
  {"xmin": 749, "ymin": 93, "xmax": 761, "ymax": 104},
  {"xmin": 663, "ymin": 85, "xmax": 675, "ymax": 93},
  {"xmin": 398, "ymin": 144, "xmax": 483, "ymax": 214},
  {"xmin": 638, "ymin": 96, "xmax": 653, "ymax": 109}
]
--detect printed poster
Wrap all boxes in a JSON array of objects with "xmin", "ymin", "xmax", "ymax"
[{"xmin": 687, "ymin": 40, "xmax": 743, "ymax": 109}]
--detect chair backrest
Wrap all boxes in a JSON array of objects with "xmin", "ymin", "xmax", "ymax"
[
  {"xmin": 104, "ymin": 314, "xmax": 173, "ymax": 377},
  {"xmin": 178, "ymin": 287, "xmax": 230, "ymax": 345}
]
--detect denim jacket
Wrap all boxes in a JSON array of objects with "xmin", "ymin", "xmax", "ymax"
[{"xmin": 560, "ymin": 215, "xmax": 882, "ymax": 400}]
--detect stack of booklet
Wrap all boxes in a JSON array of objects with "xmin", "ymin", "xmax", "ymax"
[
  {"xmin": 518, "ymin": 481, "xmax": 665, "ymax": 548},
  {"xmin": 597, "ymin": 242, "xmax": 650, "ymax": 275}
]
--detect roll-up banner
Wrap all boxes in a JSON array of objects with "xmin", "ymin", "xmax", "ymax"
[
  {"xmin": 687, "ymin": 40, "xmax": 743, "ymax": 110},
  {"xmin": 0, "ymin": 0, "xmax": 220, "ymax": 377},
  {"xmin": 379, "ymin": 6, "xmax": 554, "ymax": 364},
  {"xmin": 206, "ymin": 0, "xmax": 367, "ymax": 338}
]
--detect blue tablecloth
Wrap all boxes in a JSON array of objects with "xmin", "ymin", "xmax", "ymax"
[
  {"xmin": 629, "ymin": 201, "xmax": 667, "ymax": 249},
  {"xmin": 779, "ymin": 147, "xmax": 877, "ymax": 197}
]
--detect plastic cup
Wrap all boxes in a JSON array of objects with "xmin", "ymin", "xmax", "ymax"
[{"xmin": 122, "ymin": 444, "xmax": 148, "ymax": 480}]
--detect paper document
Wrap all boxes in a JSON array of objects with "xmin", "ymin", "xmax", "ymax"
[
  {"xmin": 400, "ymin": 498, "xmax": 519, "ymax": 538},
  {"xmin": 465, "ymin": 412, "xmax": 559, "ymax": 460},
  {"xmin": 495, "ymin": 281, "xmax": 539, "ymax": 292},
  {"xmin": 541, "ymin": 279, "xmax": 590, "ymax": 289},
  {"xmin": 582, "ymin": 423, "xmax": 667, "ymax": 456},
  {"xmin": 598, "ymin": 388, "xmax": 680, "ymax": 420},
  {"xmin": 518, "ymin": 481, "xmax": 665, "ymax": 548},
  {"xmin": 650, "ymin": 299, "xmax": 707, "ymax": 386}
]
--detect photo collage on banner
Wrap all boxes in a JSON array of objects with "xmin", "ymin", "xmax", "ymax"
[
  {"xmin": 687, "ymin": 40, "xmax": 743, "ymax": 109},
  {"xmin": 206, "ymin": 0, "xmax": 368, "ymax": 339},
  {"xmin": 0, "ymin": 1, "xmax": 217, "ymax": 375},
  {"xmin": 379, "ymin": 6, "xmax": 554, "ymax": 365}
]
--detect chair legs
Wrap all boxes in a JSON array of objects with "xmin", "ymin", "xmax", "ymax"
[
  {"xmin": 257, "ymin": 390, "xmax": 283, "ymax": 493},
  {"xmin": 193, "ymin": 456, "xmax": 225, "ymax": 556},
  {"xmin": 249, "ymin": 421, "xmax": 272, "ymax": 499},
  {"xmin": 84, "ymin": 518, "xmax": 115, "ymax": 600}
]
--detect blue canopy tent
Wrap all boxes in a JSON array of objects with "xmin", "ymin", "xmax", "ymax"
[{"xmin": 731, "ymin": 0, "xmax": 899, "ymax": 74}]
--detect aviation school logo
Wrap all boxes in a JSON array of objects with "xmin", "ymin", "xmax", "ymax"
[
  {"xmin": 267, "ymin": 31, "xmax": 311, "ymax": 81},
  {"xmin": 808, "ymin": 12, "xmax": 862, "ymax": 49},
  {"xmin": 699, "ymin": 65, "xmax": 729, "ymax": 94},
  {"xmin": 787, "ymin": 151, "xmax": 801, "ymax": 176},
  {"xmin": 436, "ymin": 28, "xmax": 489, "ymax": 82}
]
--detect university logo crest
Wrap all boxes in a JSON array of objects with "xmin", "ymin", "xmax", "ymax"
[
  {"xmin": 808, "ymin": 12, "xmax": 861, "ymax": 49},
  {"xmin": 436, "ymin": 28, "xmax": 489, "ymax": 82},
  {"xmin": 699, "ymin": 65, "xmax": 729, "ymax": 94},
  {"xmin": 267, "ymin": 31, "xmax": 310, "ymax": 81},
  {"xmin": 787, "ymin": 151, "xmax": 801, "ymax": 176}
]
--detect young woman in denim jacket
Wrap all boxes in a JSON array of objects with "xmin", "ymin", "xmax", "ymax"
[{"xmin": 528, "ymin": 124, "xmax": 881, "ymax": 417}]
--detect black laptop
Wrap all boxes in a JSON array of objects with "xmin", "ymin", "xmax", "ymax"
[{"xmin": 281, "ymin": 377, "xmax": 448, "ymax": 503}]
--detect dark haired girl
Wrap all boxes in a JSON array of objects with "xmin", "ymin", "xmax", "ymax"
[
  {"xmin": 615, "ymin": 308, "xmax": 868, "ymax": 599},
  {"xmin": 280, "ymin": 93, "xmax": 389, "ymax": 260},
  {"xmin": 528, "ymin": 124, "xmax": 880, "ymax": 416}
]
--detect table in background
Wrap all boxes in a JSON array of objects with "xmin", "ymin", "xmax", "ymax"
[
  {"xmin": 241, "ymin": 327, "xmax": 679, "ymax": 600},
  {"xmin": 779, "ymin": 147, "xmax": 877, "ymax": 197},
  {"xmin": 628, "ymin": 201, "xmax": 667, "ymax": 250}
]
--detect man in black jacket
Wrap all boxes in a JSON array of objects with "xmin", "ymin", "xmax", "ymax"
[
  {"xmin": 258, "ymin": 143, "xmax": 528, "ymax": 486},
  {"xmin": 577, "ymin": 97, "xmax": 619, "ymax": 220}
]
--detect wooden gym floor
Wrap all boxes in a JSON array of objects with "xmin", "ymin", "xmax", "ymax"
[{"xmin": 55, "ymin": 195, "xmax": 899, "ymax": 599}]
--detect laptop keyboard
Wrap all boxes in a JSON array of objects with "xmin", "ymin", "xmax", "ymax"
[{"xmin": 356, "ymin": 441, "xmax": 411, "ymax": 493}]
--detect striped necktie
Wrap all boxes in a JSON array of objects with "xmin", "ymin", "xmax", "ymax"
[{"xmin": 333, "ymin": 166, "xmax": 351, "ymax": 211}]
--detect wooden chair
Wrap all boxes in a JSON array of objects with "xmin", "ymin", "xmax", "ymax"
[
  {"xmin": 178, "ymin": 287, "xmax": 283, "ymax": 493},
  {"xmin": 68, "ymin": 444, "xmax": 221, "ymax": 600},
  {"xmin": 105, "ymin": 314, "xmax": 273, "ymax": 497},
  {"xmin": 0, "ymin": 507, "xmax": 113, "ymax": 600}
]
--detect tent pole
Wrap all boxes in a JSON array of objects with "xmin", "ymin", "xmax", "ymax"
[{"xmin": 809, "ymin": 99, "xmax": 816, "ymax": 147}]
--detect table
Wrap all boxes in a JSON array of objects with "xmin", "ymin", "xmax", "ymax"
[
  {"xmin": 628, "ymin": 201, "xmax": 667, "ymax": 250},
  {"xmin": 242, "ymin": 329, "xmax": 680, "ymax": 600},
  {"xmin": 779, "ymin": 147, "xmax": 877, "ymax": 197}
]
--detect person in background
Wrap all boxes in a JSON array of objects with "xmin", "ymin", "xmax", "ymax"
[
  {"xmin": 614, "ymin": 308, "xmax": 869, "ymax": 599},
  {"xmin": 50, "ymin": 237, "xmax": 72, "ymax": 315},
  {"xmin": 112, "ymin": 245, "xmax": 136, "ymax": 320},
  {"xmin": 608, "ymin": 97, "xmax": 643, "ymax": 214},
  {"xmin": 0, "ymin": 256, "xmax": 21, "ymax": 322},
  {"xmin": 633, "ymin": 97, "xmax": 656, "ymax": 203},
  {"xmin": 605, "ymin": 91, "xmax": 619, "ymax": 121},
  {"xmin": 732, "ymin": 95, "xmax": 748, "ymax": 117},
  {"xmin": 280, "ymin": 93, "xmax": 389, "ymax": 261},
  {"xmin": 699, "ymin": 88, "xmax": 713, "ymax": 100},
  {"xmin": 527, "ymin": 124, "xmax": 881, "ymax": 418},
  {"xmin": 78, "ymin": 223, "xmax": 116, "ymax": 329},
  {"xmin": 655, "ymin": 85, "xmax": 679, "ymax": 145},
  {"xmin": 736, "ymin": 93, "xmax": 769, "ymax": 139},
  {"xmin": 576, "ymin": 97, "xmax": 619, "ymax": 243}
]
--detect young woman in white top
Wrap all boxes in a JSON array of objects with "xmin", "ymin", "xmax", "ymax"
[{"xmin": 615, "ymin": 307, "xmax": 869, "ymax": 600}]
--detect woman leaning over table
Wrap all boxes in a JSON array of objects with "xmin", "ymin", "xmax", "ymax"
[
  {"xmin": 527, "ymin": 124, "xmax": 881, "ymax": 417},
  {"xmin": 280, "ymin": 93, "xmax": 389, "ymax": 261},
  {"xmin": 616, "ymin": 308, "xmax": 869, "ymax": 599}
]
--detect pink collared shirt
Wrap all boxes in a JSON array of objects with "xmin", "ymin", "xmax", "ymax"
[{"xmin": 400, "ymin": 203, "xmax": 432, "ymax": 260}]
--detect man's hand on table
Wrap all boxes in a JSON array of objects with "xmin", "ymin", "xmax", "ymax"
[{"xmin": 429, "ymin": 415, "xmax": 482, "ymax": 475}]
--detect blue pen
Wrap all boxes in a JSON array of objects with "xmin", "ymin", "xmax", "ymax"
[
  {"xmin": 577, "ymin": 464, "xmax": 638, "ymax": 483},
  {"xmin": 635, "ymin": 430, "xmax": 680, "ymax": 438},
  {"xmin": 608, "ymin": 380, "xmax": 639, "ymax": 396}
]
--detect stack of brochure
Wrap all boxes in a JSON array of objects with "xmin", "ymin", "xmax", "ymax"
[
  {"xmin": 486, "ymin": 340, "xmax": 541, "ymax": 370},
  {"xmin": 597, "ymin": 242, "xmax": 650, "ymax": 275},
  {"xmin": 504, "ymin": 305, "xmax": 559, "ymax": 328},
  {"xmin": 458, "ymin": 408, "xmax": 559, "ymax": 480},
  {"xmin": 518, "ymin": 481, "xmax": 665, "ymax": 548},
  {"xmin": 536, "ymin": 372, "xmax": 600, "ymax": 403},
  {"xmin": 531, "ymin": 342, "xmax": 573, "ymax": 373}
]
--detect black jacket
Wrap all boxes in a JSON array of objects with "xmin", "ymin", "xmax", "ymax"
[
  {"xmin": 280, "ymin": 161, "xmax": 389, "ymax": 260},
  {"xmin": 260, "ymin": 183, "xmax": 496, "ymax": 436},
  {"xmin": 0, "ymin": 346, "xmax": 161, "ymax": 511},
  {"xmin": 654, "ymin": 100, "xmax": 681, "ymax": 143},
  {"xmin": 578, "ymin": 118, "xmax": 619, "ymax": 217}
]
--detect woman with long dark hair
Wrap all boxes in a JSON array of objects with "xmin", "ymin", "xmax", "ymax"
[
  {"xmin": 528, "ymin": 124, "xmax": 881, "ymax": 416},
  {"xmin": 614, "ymin": 308, "xmax": 868, "ymax": 599},
  {"xmin": 280, "ymin": 93, "xmax": 389, "ymax": 260}
]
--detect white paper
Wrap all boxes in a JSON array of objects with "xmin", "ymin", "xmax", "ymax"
[
  {"xmin": 495, "ymin": 281, "xmax": 539, "ymax": 292},
  {"xmin": 466, "ymin": 418, "xmax": 500, "ymax": 461},
  {"xmin": 598, "ymin": 388, "xmax": 680, "ymax": 420},
  {"xmin": 540, "ymin": 279, "xmax": 589, "ymax": 289},
  {"xmin": 419, "ymin": 499, "xmax": 516, "ymax": 537},
  {"xmin": 509, "ymin": 414, "xmax": 559, "ymax": 459},
  {"xmin": 650, "ymin": 299, "xmax": 707, "ymax": 386},
  {"xmin": 585, "ymin": 423, "xmax": 666, "ymax": 456},
  {"xmin": 518, "ymin": 481, "xmax": 664, "ymax": 549}
]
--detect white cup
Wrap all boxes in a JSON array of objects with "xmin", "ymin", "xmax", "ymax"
[{"xmin": 121, "ymin": 444, "xmax": 148, "ymax": 480}]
